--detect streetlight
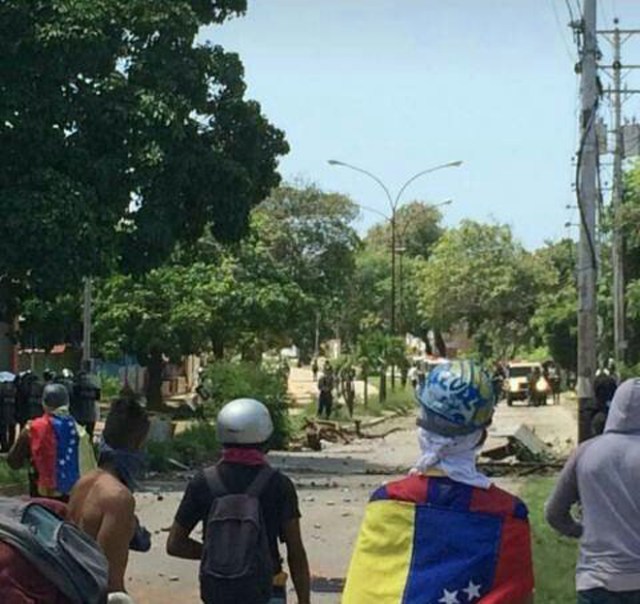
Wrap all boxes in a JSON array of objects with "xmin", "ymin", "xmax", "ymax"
[{"xmin": 328, "ymin": 159, "xmax": 462, "ymax": 386}]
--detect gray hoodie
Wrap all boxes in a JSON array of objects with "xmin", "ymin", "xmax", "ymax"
[{"xmin": 545, "ymin": 378, "xmax": 640, "ymax": 592}]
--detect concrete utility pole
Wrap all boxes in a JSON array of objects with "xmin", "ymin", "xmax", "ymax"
[
  {"xmin": 82, "ymin": 278, "xmax": 92, "ymax": 368},
  {"xmin": 577, "ymin": 0, "xmax": 599, "ymax": 443},
  {"xmin": 611, "ymin": 22, "xmax": 626, "ymax": 366},
  {"xmin": 598, "ymin": 19, "xmax": 640, "ymax": 365}
]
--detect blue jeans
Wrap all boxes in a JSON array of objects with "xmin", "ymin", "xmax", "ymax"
[
  {"xmin": 268, "ymin": 586, "xmax": 287, "ymax": 604},
  {"xmin": 578, "ymin": 589, "xmax": 640, "ymax": 603}
]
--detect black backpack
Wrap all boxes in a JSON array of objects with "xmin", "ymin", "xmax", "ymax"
[
  {"xmin": 199, "ymin": 465, "xmax": 276, "ymax": 604},
  {"xmin": 0, "ymin": 497, "xmax": 108, "ymax": 604}
]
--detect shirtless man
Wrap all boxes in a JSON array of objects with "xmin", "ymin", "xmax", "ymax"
[{"xmin": 67, "ymin": 396, "xmax": 150, "ymax": 598}]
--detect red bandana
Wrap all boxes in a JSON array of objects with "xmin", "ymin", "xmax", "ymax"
[{"xmin": 222, "ymin": 447, "xmax": 267, "ymax": 466}]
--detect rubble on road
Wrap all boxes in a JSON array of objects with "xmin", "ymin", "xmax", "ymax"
[
  {"xmin": 482, "ymin": 424, "xmax": 556, "ymax": 463},
  {"xmin": 311, "ymin": 576, "xmax": 345, "ymax": 593},
  {"xmin": 301, "ymin": 417, "xmax": 405, "ymax": 451}
]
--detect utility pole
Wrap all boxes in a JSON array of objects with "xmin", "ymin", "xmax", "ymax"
[
  {"xmin": 598, "ymin": 19, "xmax": 640, "ymax": 365},
  {"xmin": 82, "ymin": 278, "xmax": 92, "ymax": 369},
  {"xmin": 611, "ymin": 21, "xmax": 626, "ymax": 366},
  {"xmin": 577, "ymin": 0, "xmax": 599, "ymax": 443}
]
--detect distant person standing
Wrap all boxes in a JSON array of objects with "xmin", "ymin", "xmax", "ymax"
[
  {"xmin": 408, "ymin": 363, "xmax": 419, "ymax": 390},
  {"xmin": 545, "ymin": 361, "xmax": 562, "ymax": 405},
  {"xmin": 71, "ymin": 369, "xmax": 101, "ymax": 440},
  {"xmin": 21, "ymin": 371, "xmax": 45, "ymax": 426},
  {"xmin": 0, "ymin": 376, "xmax": 17, "ymax": 452},
  {"xmin": 546, "ymin": 379, "xmax": 640, "ymax": 603},
  {"xmin": 317, "ymin": 364, "xmax": 334, "ymax": 419},
  {"xmin": 311, "ymin": 358, "xmax": 319, "ymax": 382},
  {"xmin": 592, "ymin": 367, "xmax": 618, "ymax": 437}
]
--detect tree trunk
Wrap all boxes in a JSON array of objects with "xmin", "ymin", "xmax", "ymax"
[
  {"xmin": 422, "ymin": 328, "xmax": 433, "ymax": 355},
  {"xmin": 212, "ymin": 334, "xmax": 224, "ymax": 360},
  {"xmin": 434, "ymin": 330, "xmax": 447, "ymax": 358},
  {"xmin": 0, "ymin": 320, "xmax": 15, "ymax": 371},
  {"xmin": 363, "ymin": 368, "xmax": 369, "ymax": 408},
  {"xmin": 146, "ymin": 349, "xmax": 164, "ymax": 411},
  {"xmin": 379, "ymin": 367, "xmax": 387, "ymax": 403}
]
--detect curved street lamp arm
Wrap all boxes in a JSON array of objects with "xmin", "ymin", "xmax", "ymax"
[
  {"xmin": 357, "ymin": 203, "xmax": 391, "ymax": 222},
  {"xmin": 328, "ymin": 160, "xmax": 394, "ymax": 210},
  {"xmin": 394, "ymin": 161, "xmax": 463, "ymax": 209}
]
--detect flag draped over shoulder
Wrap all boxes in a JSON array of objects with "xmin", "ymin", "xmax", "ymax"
[
  {"xmin": 30, "ymin": 413, "xmax": 96, "ymax": 496},
  {"xmin": 342, "ymin": 475, "xmax": 534, "ymax": 604}
]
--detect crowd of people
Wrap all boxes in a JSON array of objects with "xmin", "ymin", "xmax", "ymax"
[
  {"xmin": 0, "ymin": 366, "xmax": 101, "ymax": 455},
  {"xmin": 0, "ymin": 358, "xmax": 638, "ymax": 603}
]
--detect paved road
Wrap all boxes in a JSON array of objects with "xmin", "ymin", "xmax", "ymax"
[{"xmin": 127, "ymin": 396, "xmax": 577, "ymax": 603}]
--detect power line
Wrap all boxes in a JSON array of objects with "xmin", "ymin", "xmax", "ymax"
[
  {"xmin": 564, "ymin": 0, "xmax": 577, "ymax": 23},
  {"xmin": 550, "ymin": 0, "xmax": 578, "ymax": 63}
]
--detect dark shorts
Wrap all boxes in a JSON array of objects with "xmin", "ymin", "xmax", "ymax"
[{"xmin": 578, "ymin": 588, "xmax": 640, "ymax": 603}]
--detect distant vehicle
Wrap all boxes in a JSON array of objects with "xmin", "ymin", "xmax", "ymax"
[{"xmin": 505, "ymin": 362, "xmax": 549, "ymax": 406}]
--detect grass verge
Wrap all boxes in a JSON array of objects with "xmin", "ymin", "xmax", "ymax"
[
  {"xmin": 0, "ymin": 459, "xmax": 28, "ymax": 492},
  {"xmin": 521, "ymin": 477, "xmax": 578, "ymax": 603}
]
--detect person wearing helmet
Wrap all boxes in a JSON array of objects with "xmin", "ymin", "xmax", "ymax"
[
  {"xmin": 342, "ymin": 360, "xmax": 534, "ymax": 604},
  {"xmin": 7, "ymin": 383, "xmax": 96, "ymax": 501},
  {"xmin": 71, "ymin": 370, "xmax": 101, "ymax": 440},
  {"xmin": 166, "ymin": 398, "xmax": 311, "ymax": 604}
]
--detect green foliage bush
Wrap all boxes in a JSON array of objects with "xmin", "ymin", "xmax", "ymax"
[
  {"xmin": 201, "ymin": 362, "xmax": 292, "ymax": 450},
  {"xmin": 0, "ymin": 461, "xmax": 27, "ymax": 489},
  {"xmin": 619, "ymin": 362, "xmax": 640, "ymax": 381},
  {"xmin": 99, "ymin": 374, "xmax": 122, "ymax": 400},
  {"xmin": 147, "ymin": 422, "xmax": 219, "ymax": 473}
]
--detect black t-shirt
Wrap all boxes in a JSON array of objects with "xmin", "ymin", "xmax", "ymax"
[{"xmin": 174, "ymin": 462, "xmax": 300, "ymax": 572}]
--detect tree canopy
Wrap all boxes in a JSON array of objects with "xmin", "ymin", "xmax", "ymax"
[
  {"xmin": 416, "ymin": 220, "xmax": 553, "ymax": 359},
  {"xmin": 0, "ymin": 0, "xmax": 287, "ymax": 321},
  {"xmin": 365, "ymin": 201, "xmax": 444, "ymax": 260}
]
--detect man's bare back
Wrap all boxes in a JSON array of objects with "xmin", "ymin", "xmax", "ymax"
[{"xmin": 68, "ymin": 469, "xmax": 136, "ymax": 593}]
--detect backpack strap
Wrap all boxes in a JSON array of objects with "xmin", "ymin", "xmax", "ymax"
[
  {"xmin": 204, "ymin": 466, "xmax": 228, "ymax": 498},
  {"xmin": 245, "ymin": 466, "xmax": 276, "ymax": 498}
]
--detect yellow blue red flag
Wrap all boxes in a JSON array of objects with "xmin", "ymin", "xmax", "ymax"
[{"xmin": 342, "ymin": 475, "xmax": 533, "ymax": 604}]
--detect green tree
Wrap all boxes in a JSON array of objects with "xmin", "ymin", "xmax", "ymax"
[
  {"xmin": 94, "ymin": 244, "xmax": 307, "ymax": 408},
  {"xmin": 621, "ymin": 163, "xmax": 640, "ymax": 364},
  {"xmin": 530, "ymin": 239, "xmax": 578, "ymax": 370},
  {"xmin": 0, "ymin": 0, "xmax": 287, "ymax": 334},
  {"xmin": 365, "ymin": 201, "xmax": 444, "ymax": 260},
  {"xmin": 253, "ymin": 183, "xmax": 360, "ymax": 358},
  {"xmin": 417, "ymin": 220, "xmax": 551, "ymax": 360}
]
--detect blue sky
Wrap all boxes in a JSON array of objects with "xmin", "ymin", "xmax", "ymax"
[{"xmin": 202, "ymin": 1, "xmax": 640, "ymax": 249}]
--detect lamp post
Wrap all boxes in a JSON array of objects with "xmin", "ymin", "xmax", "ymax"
[{"xmin": 328, "ymin": 158, "xmax": 461, "ymax": 385}]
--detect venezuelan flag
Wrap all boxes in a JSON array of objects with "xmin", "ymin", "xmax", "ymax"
[
  {"xmin": 342, "ymin": 475, "xmax": 534, "ymax": 604},
  {"xmin": 30, "ymin": 413, "xmax": 96, "ymax": 496}
]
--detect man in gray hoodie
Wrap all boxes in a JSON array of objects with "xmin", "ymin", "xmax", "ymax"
[{"xmin": 546, "ymin": 378, "xmax": 640, "ymax": 603}]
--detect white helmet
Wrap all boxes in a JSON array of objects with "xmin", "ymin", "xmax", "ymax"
[{"xmin": 216, "ymin": 398, "xmax": 274, "ymax": 445}]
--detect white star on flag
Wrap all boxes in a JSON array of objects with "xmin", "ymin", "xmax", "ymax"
[
  {"xmin": 439, "ymin": 589, "xmax": 460, "ymax": 604},
  {"xmin": 463, "ymin": 580, "xmax": 482, "ymax": 600}
]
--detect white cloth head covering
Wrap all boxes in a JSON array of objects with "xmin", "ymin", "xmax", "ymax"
[{"xmin": 411, "ymin": 427, "xmax": 491, "ymax": 489}]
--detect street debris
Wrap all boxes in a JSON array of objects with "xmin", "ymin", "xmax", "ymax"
[
  {"xmin": 483, "ymin": 424, "xmax": 555, "ymax": 463},
  {"xmin": 311, "ymin": 576, "xmax": 345, "ymax": 593},
  {"xmin": 302, "ymin": 418, "xmax": 406, "ymax": 451}
]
